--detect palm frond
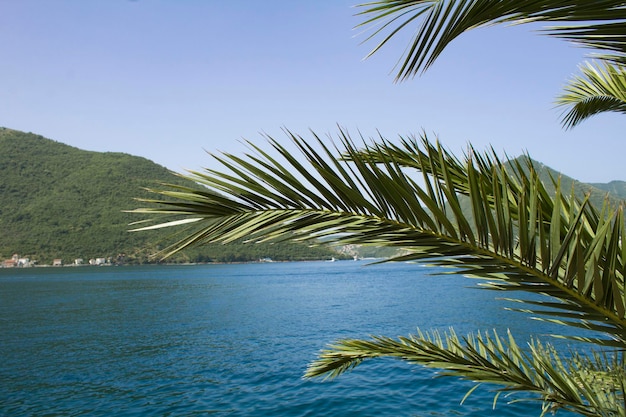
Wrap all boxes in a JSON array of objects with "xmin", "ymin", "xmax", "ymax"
[
  {"xmin": 557, "ymin": 61, "xmax": 626, "ymax": 128},
  {"xmin": 304, "ymin": 328, "xmax": 626, "ymax": 416},
  {"xmin": 130, "ymin": 129, "xmax": 626, "ymax": 348},
  {"xmin": 355, "ymin": 0, "xmax": 626, "ymax": 81}
]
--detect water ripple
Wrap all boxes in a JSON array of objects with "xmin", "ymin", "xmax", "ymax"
[{"xmin": 0, "ymin": 262, "xmax": 580, "ymax": 416}]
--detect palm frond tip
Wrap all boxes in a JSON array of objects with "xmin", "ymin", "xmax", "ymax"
[
  {"xmin": 355, "ymin": 1, "xmax": 626, "ymax": 81},
  {"xmin": 305, "ymin": 328, "xmax": 626, "ymax": 416}
]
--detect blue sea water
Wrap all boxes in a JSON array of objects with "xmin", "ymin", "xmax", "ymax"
[{"xmin": 0, "ymin": 261, "xmax": 579, "ymax": 416}]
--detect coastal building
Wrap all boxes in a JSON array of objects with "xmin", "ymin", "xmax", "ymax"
[
  {"xmin": 2, "ymin": 254, "xmax": 31, "ymax": 267},
  {"xmin": 2, "ymin": 258, "xmax": 17, "ymax": 268},
  {"xmin": 17, "ymin": 257, "xmax": 31, "ymax": 267}
]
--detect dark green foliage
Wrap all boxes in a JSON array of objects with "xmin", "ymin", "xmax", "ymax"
[
  {"xmin": 0, "ymin": 128, "xmax": 340, "ymax": 264},
  {"xmin": 185, "ymin": 241, "xmax": 343, "ymax": 264}
]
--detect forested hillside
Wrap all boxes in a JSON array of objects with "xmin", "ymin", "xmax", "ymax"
[{"xmin": 0, "ymin": 128, "xmax": 339, "ymax": 264}]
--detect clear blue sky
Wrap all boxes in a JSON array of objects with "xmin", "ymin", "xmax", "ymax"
[{"xmin": 2, "ymin": 1, "xmax": 624, "ymax": 182}]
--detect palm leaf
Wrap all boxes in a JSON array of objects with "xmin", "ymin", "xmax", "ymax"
[
  {"xmin": 130, "ymin": 129, "xmax": 626, "ymax": 348},
  {"xmin": 355, "ymin": 0, "xmax": 626, "ymax": 81},
  {"xmin": 557, "ymin": 61, "xmax": 626, "ymax": 128},
  {"xmin": 304, "ymin": 328, "xmax": 626, "ymax": 416}
]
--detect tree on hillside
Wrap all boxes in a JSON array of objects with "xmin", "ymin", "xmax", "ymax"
[{"xmin": 132, "ymin": 1, "xmax": 626, "ymax": 415}]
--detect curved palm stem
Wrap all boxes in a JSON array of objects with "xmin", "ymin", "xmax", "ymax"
[
  {"xmin": 304, "ymin": 328, "xmax": 626, "ymax": 416},
  {"xmin": 557, "ymin": 61, "xmax": 626, "ymax": 128},
  {"xmin": 130, "ymin": 129, "xmax": 626, "ymax": 347},
  {"xmin": 356, "ymin": 0, "xmax": 626, "ymax": 81}
]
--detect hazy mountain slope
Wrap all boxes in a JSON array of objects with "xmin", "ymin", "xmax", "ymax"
[
  {"xmin": 524, "ymin": 158, "xmax": 623, "ymax": 208},
  {"xmin": 588, "ymin": 180, "xmax": 626, "ymax": 201}
]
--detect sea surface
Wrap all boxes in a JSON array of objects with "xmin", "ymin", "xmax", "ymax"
[{"xmin": 0, "ymin": 261, "xmax": 580, "ymax": 416}]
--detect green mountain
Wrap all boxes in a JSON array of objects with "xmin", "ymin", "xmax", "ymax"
[
  {"xmin": 0, "ymin": 128, "xmax": 340, "ymax": 265},
  {"xmin": 1, "ymin": 128, "xmax": 621, "ymax": 265}
]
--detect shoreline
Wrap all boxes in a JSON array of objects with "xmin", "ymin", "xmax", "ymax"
[{"xmin": 0, "ymin": 257, "xmax": 351, "ymax": 269}]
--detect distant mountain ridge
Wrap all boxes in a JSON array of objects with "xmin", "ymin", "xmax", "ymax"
[
  {"xmin": 0, "ymin": 128, "xmax": 338, "ymax": 264},
  {"xmin": 520, "ymin": 158, "xmax": 626, "ymax": 207},
  {"xmin": 588, "ymin": 180, "xmax": 626, "ymax": 200}
]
